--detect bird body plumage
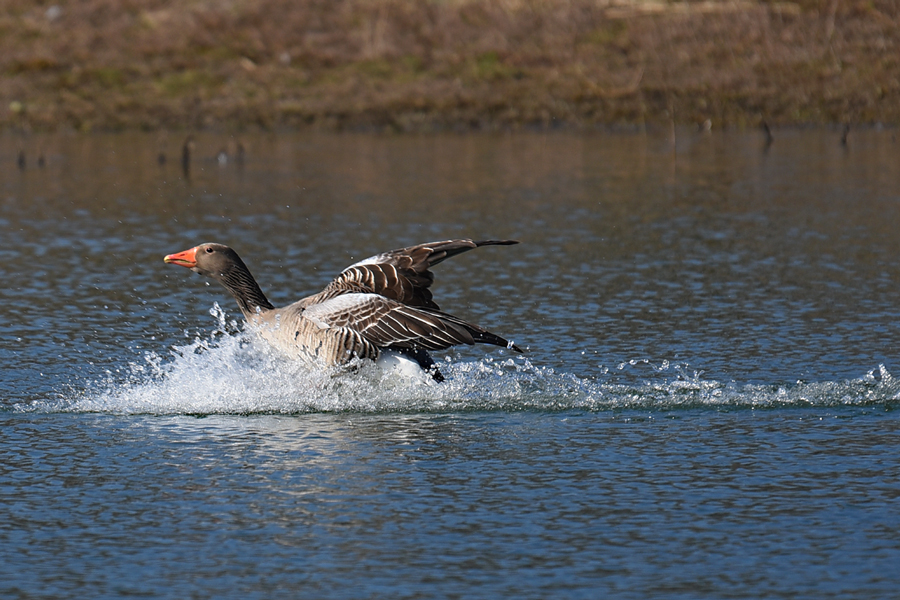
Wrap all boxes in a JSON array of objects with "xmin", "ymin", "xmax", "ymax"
[{"xmin": 164, "ymin": 239, "xmax": 521, "ymax": 379}]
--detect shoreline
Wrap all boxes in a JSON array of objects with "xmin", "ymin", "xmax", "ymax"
[{"xmin": 3, "ymin": 0, "xmax": 898, "ymax": 133}]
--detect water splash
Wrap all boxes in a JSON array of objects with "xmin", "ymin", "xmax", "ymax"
[{"xmin": 20, "ymin": 305, "xmax": 900, "ymax": 415}]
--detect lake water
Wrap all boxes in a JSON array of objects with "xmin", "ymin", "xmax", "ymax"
[{"xmin": 2, "ymin": 129, "xmax": 900, "ymax": 598}]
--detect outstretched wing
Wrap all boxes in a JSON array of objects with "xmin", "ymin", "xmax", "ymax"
[
  {"xmin": 301, "ymin": 293, "xmax": 521, "ymax": 353},
  {"xmin": 306, "ymin": 239, "xmax": 518, "ymax": 310}
]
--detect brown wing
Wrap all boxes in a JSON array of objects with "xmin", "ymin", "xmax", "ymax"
[
  {"xmin": 301, "ymin": 293, "xmax": 521, "ymax": 353},
  {"xmin": 307, "ymin": 239, "xmax": 519, "ymax": 310}
]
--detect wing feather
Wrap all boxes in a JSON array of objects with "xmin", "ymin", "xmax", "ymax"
[
  {"xmin": 299, "ymin": 293, "xmax": 517, "ymax": 352},
  {"xmin": 306, "ymin": 239, "xmax": 518, "ymax": 309}
]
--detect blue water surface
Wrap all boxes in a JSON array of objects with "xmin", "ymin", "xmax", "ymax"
[
  {"xmin": 2, "ymin": 129, "xmax": 900, "ymax": 598},
  {"xmin": 2, "ymin": 408, "xmax": 899, "ymax": 600}
]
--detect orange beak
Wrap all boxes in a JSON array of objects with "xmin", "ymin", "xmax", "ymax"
[{"xmin": 163, "ymin": 246, "xmax": 198, "ymax": 268}]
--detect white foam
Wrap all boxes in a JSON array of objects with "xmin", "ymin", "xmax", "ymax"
[{"xmin": 20, "ymin": 306, "xmax": 900, "ymax": 415}]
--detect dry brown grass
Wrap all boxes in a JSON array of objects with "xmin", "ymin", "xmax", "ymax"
[{"xmin": 1, "ymin": 0, "xmax": 898, "ymax": 131}]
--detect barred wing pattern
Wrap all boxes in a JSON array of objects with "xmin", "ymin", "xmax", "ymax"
[
  {"xmin": 302, "ymin": 293, "xmax": 481, "ymax": 352},
  {"xmin": 306, "ymin": 239, "xmax": 519, "ymax": 310}
]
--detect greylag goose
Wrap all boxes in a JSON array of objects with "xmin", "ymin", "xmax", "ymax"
[{"xmin": 164, "ymin": 239, "xmax": 522, "ymax": 380}]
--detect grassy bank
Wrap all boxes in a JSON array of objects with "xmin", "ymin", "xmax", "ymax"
[{"xmin": 2, "ymin": 0, "xmax": 898, "ymax": 132}]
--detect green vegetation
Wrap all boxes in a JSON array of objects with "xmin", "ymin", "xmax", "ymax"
[{"xmin": 1, "ymin": 0, "xmax": 898, "ymax": 132}]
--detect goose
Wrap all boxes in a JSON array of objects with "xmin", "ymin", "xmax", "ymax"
[{"xmin": 163, "ymin": 239, "xmax": 522, "ymax": 381}]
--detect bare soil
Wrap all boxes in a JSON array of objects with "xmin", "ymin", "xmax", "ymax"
[{"xmin": 2, "ymin": 0, "xmax": 898, "ymax": 132}]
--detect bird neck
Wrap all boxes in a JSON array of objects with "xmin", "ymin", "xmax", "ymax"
[{"xmin": 218, "ymin": 266, "xmax": 275, "ymax": 317}]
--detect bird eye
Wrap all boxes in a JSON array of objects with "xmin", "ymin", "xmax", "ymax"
[{"xmin": 205, "ymin": 247, "xmax": 214, "ymax": 253}]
